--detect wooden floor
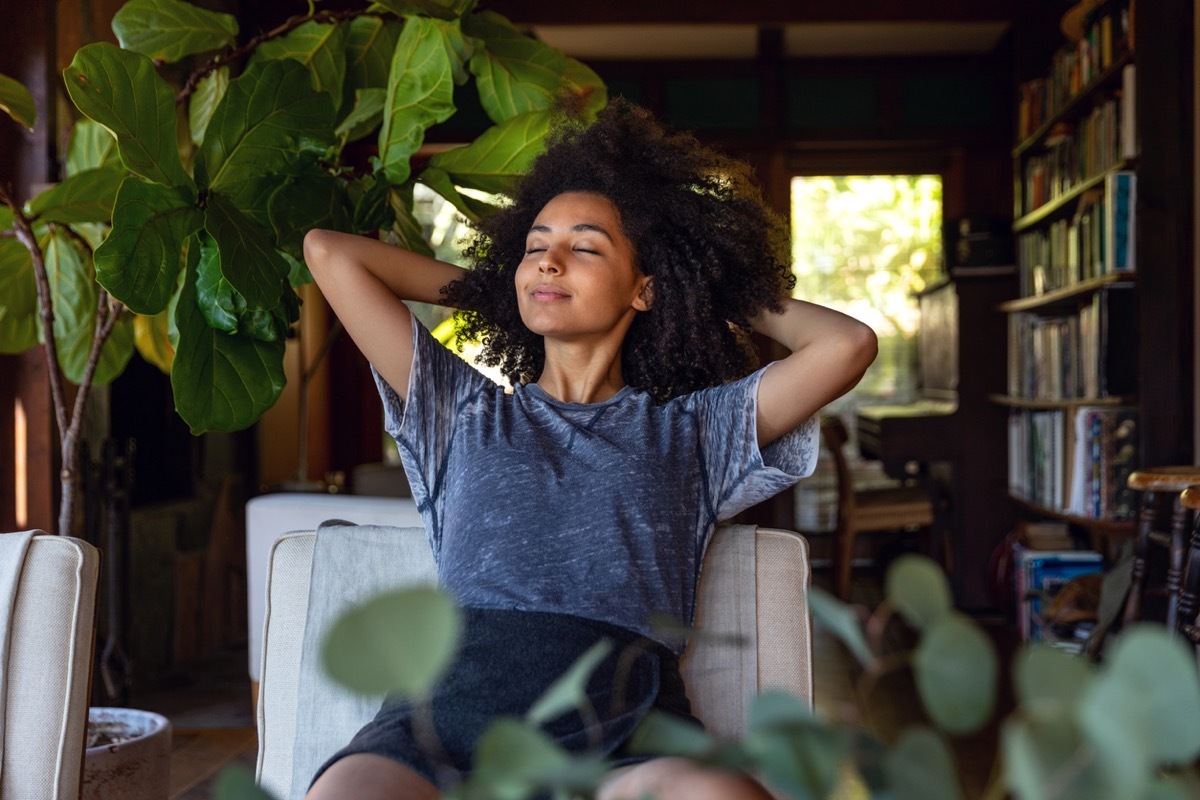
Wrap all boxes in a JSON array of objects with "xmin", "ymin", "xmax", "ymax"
[{"xmin": 145, "ymin": 569, "xmax": 1014, "ymax": 799}]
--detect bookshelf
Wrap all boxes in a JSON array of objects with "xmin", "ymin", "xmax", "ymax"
[{"xmin": 1002, "ymin": 0, "xmax": 1140, "ymax": 538}]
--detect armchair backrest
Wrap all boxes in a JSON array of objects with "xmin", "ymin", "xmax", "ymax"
[
  {"xmin": 1, "ymin": 532, "xmax": 100, "ymax": 800},
  {"xmin": 255, "ymin": 524, "xmax": 811, "ymax": 798}
]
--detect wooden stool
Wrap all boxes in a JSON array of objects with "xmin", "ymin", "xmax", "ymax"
[
  {"xmin": 1177, "ymin": 485, "xmax": 1200, "ymax": 643},
  {"xmin": 1123, "ymin": 467, "xmax": 1200, "ymax": 633}
]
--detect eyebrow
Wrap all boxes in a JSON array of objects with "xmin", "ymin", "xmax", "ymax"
[{"xmin": 527, "ymin": 223, "xmax": 615, "ymax": 243}]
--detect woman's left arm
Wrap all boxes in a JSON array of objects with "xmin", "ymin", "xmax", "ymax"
[{"xmin": 750, "ymin": 298, "xmax": 879, "ymax": 447}]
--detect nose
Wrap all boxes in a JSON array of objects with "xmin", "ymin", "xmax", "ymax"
[{"xmin": 537, "ymin": 255, "xmax": 560, "ymax": 274}]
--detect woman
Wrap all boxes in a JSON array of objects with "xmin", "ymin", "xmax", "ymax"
[{"xmin": 304, "ymin": 100, "xmax": 877, "ymax": 800}]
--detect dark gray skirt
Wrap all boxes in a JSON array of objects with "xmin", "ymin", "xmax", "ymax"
[{"xmin": 311, "ymin": 607, "xmax": 700, "ymax": 791}]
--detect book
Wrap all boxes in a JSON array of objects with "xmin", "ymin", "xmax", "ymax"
[
  {"xmin": 1014, "ymin": 546, "xmax": 1105, "ymax": 643},
  {"xmin": 1120, "ymin": 63, "xmax": 1137, "ymax": 159},
  {"xmin": 1104, "ymin": 171, "xmax": 1136, "ymax": 272},
  {"xmin": 1065, "ymin": 406, "xmax": 1139, "ymax": 520}
]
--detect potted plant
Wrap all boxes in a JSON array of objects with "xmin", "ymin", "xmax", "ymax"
[
  {"xmin": 0, "ymin": 0, "xmax": 604, "ymax": 794},
  {"xmin": 213, "ymin": 554, "xmax": 1200, "ymax": 800}
]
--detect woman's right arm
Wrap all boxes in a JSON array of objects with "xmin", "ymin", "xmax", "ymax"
[{"xmin": 303, "ymin": 229, "xmax": 468, "ymax": 396}]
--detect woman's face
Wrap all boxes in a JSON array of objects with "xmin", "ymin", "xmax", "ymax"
[{"xmin": 514, "ymin": 191, "xmax": 651, "ymax": 342}]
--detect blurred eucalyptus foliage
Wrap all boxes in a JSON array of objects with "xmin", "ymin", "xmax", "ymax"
[
  {"xmin": 212, "ymin": 553, "xmax": 1200, "ymax": 800},
  {"xmin": 0, "ymin": 0, "xmax": 604, "ymax": 534}
]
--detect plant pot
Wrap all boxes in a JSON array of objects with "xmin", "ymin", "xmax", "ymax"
[{"xmin": 82, "ymin": 708, "xmax": 171, "ymax": 800}]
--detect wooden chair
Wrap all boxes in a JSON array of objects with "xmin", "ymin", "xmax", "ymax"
[
  {"xmin": 1122, "ymin": 467, "xmax": 1200, "ymax": 632},
  {"xmin": 821, "ymin": 415, "xmax": 938, "ymax": 601}
]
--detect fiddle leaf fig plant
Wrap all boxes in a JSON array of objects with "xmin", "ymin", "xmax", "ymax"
[{"xmin": 0, "ymin": 0, "xmax": 605, "ymax": 535}]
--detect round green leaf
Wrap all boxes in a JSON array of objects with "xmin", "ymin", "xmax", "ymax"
[
  {"xmin": 320, "ymin": 585, "xmax": 461, "ymax": 697},
  {"xmin": 1014, "ymin": 644, "xmax": 1093, "ymax": 709},
  {"xmin": 808, "ymin": 585, "xmax": 874, "ymax": 667},
  {"xmin": 914, "ymin": 613, "xmax": 997, "ymax": 734},
  {"xmin": 743, "ymin": 717, "xmax": 852, "ymax": 800},
  {"xmin": 213, "ymin": 763, "xmax": 277, "ymax": 800},
  {"xmin": 0, "ymin": 72, "xmax": 36, "ymax": 131},
  {"xmin": 380, "ymin": 17, "xmax": 471, "ymax": 185},
  {"xmin": 64, "ymin": 42, "xmax": 192, "ymax": 188},
  {"xmin": 748, "ymin": 690, "xmax": 816, "ymax": 734},
  {"xmin": 628, "ymin": 709, "xmax": 716, "ymax": 759},
  {"xmin": 197, "ymin": 59, "xmax": 335, "ymax": 193},
  {"xmin": 886, "ymin": 554, "xmax": 953, "ymax": 631},
  {"xmin": 113, "ymin": 0, "xmax": 237, "ymax": 63},
  {"xmin": 469, "ymin": 718, "xmax": 572, "ymax": 798},
  {"xmin": 464, "ymin": 10, "xmax": 565, "ymax": 123},
  {"xmin": 886, "ymin": 727, "xmax": 962, "ymax": 800},
  {"xmin": 1079, "ymin": 626, "xmax": 1200, "ymax": 765},
  {"xmin": 1002, "ymin": 715, "xmax": 1117, "ymax": 800},
  {"xmin": 1146, "ymin": 773, "xmax": 1200, "ymax": 800},
  {"xmin": 95, "ymin": 177, "xmax": 201, "ymax": 315}
]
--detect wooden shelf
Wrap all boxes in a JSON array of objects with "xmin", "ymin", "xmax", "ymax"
[
  {"xmin": 998, "ymin": 272, "xmax": 1134, "ymax": 313},
  {"xmin": 990, "ymin": 394, "xmax": 1136, "ymax": 410},
  {"xmin": 1012, "ymin": 159, "xmax": 1135, "ymax": 232},
  {"xmin": 1009, "ymin": 494, "xmax": 1136, "ymax": 537},
  {"xmin": 1013, "ymin": 52, "xmax": 1134, "ymax": 158}
]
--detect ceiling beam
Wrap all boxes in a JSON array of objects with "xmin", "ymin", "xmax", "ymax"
[{"xmin": 484, "ymin": 0, "xmax": 1018, "ymax": 26}]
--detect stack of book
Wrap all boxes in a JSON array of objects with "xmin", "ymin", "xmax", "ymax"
[{"xmin": 1013, "ymin": 525, "xmax": 1104, "ymax": 649}]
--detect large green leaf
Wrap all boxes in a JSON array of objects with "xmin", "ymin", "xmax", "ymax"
[
  {"xmin": 42, "ymin": 228, "xmax": 134, "ymax": 385},
  {"xmin": 202, "ymin": 193, "xmax": 291, "ymax": 315},
  {"xmin": 112, "ymin": 0, "xmax": 237, "ymax": 63},
  {"xmin": 885, "ymin": 554, "xmax": 952, "ymax": 632},
  {"xmin": 63, "ymin": 43, "xmax": 192, "ymax": 188},
  {"xmin": 342, "ymin": 16, "xmax": 403, "ymax": 114},
  {"xmin": 469, "ymin": 718, "xmax": 575, "ymax": 797},
  {"xmin": 335, "ymin": 88, "xmax": 386, "ymax": 143},
  {"xmin": 252, "ymin": 21, "xmax": 347, "ymax": 114},
  {"xmin": 133, "ymin": 309, "xmax": 175, "ymax": 373},
  {"xmin": 267, "ymin": 170, "xmax": 353, "ymax": 262},
  {"xmin": 1014, "ymin": 645, "xmax": 1093, "ymax": 709},
  {"xmin": 171, "ymin": 256, "xmax": 286, "ymax": 433},
  {"xmin": 425, "ymin": 108, "xmax": 552, "ymax": 196},
  {"xmin": 415, "ymin": 167, "xmax": 496, "ymax": 224},
  {"xmin": 379, "ymin": 16, "xmax": 472, "ymax": 185},
  {"xmin": 0, "ymin": 238, "xmax": 37, "ymax": 353},
  {"xmin": 372, "ymin": 0, "xmax": 474, "ymax": 20},
  {"xmin": 189, "ymin": 66, "xmax": 229, "ymax": 147},
  {"xmin": 322, "ymin": 585, "xmax": 461, "ymax": 697},
  {"xmin": 464, "ymin": 11, "xmax": 563, "ymax": 123},
  {"xmin": 741, "ymin": 701, "xmax": 853, "ymax": 800},
  {"xmin": 213, "ymin": 764, "xmax": 278, "ymax": 800},
  {"xmin": 28, "ymin": 165, "xmax": 125, "ymax": 224},
  {"xmin": 66, "ymin": 119, "xmax": 118, "ymax": 176},
  {"xmin": 194, "ymin": 230, "xmax": 292, "ymax": 343},
  {"xmin": 0, "ymin": 72, "xmax": 36, "ymax": 131},
  {"xmin": 562, "ymin": 56, "xmax": 608, "ymax": 122},
  {"xmin": 348, "ymin": 172, "xmax": 393, "ymax": 233},
  {"xmin": 914, "ymin": 613, "xmax": 998, "ymax": 735},
  {"xmin": 387, "ymin": 188, "xmax": 435, "ymax": 256},
  {"xmin": 95, "ymin": 178, "xmax": 201, "ymax": 314},
  {"xmin": 197, "ymin": 58, "xmax": 335, "ymax": 193}
]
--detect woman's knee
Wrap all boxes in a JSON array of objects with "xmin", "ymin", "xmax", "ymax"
[
  {"xmin": 597, "ymin": 756, "xmax": 774, "ymax": 800},
  {"xmin": 306, "ymin": 753, "xmax": 439, "ymax": 800}
]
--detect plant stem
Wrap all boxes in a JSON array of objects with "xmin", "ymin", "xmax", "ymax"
[
  {"xmin": 175, "ymin": 8, "xmax": 375, "ymax": 104},
  {"xmin": 1, "ymin": 188, "xmax": 122, "ymax": 535}
]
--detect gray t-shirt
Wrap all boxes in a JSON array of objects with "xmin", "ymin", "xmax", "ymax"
[{"xmin": 374, "ymin": 317, "xmax": 818, "ymax": 650}]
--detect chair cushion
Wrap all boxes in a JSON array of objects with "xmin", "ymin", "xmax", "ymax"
[{"xmin": 3, "ymin": 533, "xmax": 99, "ymax": 800}]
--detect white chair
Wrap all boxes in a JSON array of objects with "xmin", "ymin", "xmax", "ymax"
[
  {"xmin": 0, "ymin": 531, "xmax": 100, "ymax": 800},
  {"xmin": 255, "ymin": 524, "xmax": 813, "ymax": 799}
]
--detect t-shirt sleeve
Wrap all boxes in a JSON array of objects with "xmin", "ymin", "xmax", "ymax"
[
  {"xmin": 685, "ymin": 364, "xmax": 820, "ymax": 523},
  {"xmin": 371, "ymin": 315, "xmax": 496, "ymax": 552}
]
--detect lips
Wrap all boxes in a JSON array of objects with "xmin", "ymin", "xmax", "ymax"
[{"xmin": 530, "ymin": 284, "xmax": 570, "ymax": 301}]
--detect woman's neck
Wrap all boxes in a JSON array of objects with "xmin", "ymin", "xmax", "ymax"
[{"xmin": 536, "ymin": 338, "xmax": 626, "ymax": 404}]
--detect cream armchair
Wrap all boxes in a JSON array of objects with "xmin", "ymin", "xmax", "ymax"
[
  {"xmin": 255, "ymin": 523, "xmax": 813, "ymax": 799},
  {"xmin": 0, "ymin": 531, "xmax": 100, "ymax": 800}
]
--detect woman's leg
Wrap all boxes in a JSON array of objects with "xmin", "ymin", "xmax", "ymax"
[
  {"xmin": 597, "ymin": 757, "xmax": 774, "ymax": 800},
  {"xmin": 306, "ymin": 753, "xmax": 439, "ymax": 800}
]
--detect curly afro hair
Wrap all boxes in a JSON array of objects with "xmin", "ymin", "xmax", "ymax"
[{"xmin": 442, "ymin": 99, "xmax": 795, "ymax": 402}]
